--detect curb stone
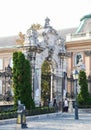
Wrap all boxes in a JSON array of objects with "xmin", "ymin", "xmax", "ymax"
[{"xmin": 0, "ymin": 112, "xmax": 62, "ymax": 125}]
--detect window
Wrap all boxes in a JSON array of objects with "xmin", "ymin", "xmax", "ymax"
[
  {"xmin": 0, "ymin": 80, "xmax": 2, "ymax": 94},
  {"xmin": 9, "ymin": 58, "xmax": 13, "ymax": 68},
  {"xmin": 74, "ymin": 53, "xmax": 83, "ymax": 66},
  {"xmin": 0, "ymin": 59, "xmax": 3, "ymax": 70}
]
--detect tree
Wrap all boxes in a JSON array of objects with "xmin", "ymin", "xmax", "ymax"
[
  {"xmin": 41, "ymin": 60, "xmax": 51, "ymax": 105},
  {"xmin": 78, "ymin": 70, "xmax": 91, "ymax": 106},
  {"xmin": 13, "ymin": 52, "xmax": 35, "ymax": 109}
]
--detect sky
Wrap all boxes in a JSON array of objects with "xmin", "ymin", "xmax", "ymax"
[{"xmin": 0, "ymin": 0, "xmax": 91, "ymax": 37}]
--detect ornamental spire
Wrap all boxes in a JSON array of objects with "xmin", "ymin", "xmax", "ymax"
[{"xmin": 44, "ymin": 17, "xmax": 50, "ymax": 28}]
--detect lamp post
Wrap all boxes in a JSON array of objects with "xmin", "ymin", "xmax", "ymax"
[
  {"xmin": 88, "ymin": 75, "xmax": 91, "ymax": 96},
  {"xmin": 67, "ymin": 74, "xmax": 74, "ymax": 99},
  {"xmin": 72, "ymin": 69, "xmax": 79, "ymax": 120},
  {"xmin": 58, "ymin": 37, "xmax": 66, "ymax": 112},
  {"xmin": 67, "ymin": 74, "xmax": 74, "ymax": 113}
]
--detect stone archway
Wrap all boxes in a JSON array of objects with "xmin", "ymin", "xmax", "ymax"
[
  {"xmin": 17, "ymin": 18, "xmax": 67, "ymax": 106},
  {"xmin": 41, "ymin": 60, "xmax": 51, "ymax": 106}
]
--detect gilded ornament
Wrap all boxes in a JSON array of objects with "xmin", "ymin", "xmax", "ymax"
[
  {"xmin": 16, "ymin": 32, "xmax": 25, "ymax": 45},
  {"xmin": 31, "ymin": 24, "xmax": 42, "ymax": 30}
]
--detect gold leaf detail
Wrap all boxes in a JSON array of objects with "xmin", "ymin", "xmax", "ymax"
[
  {"xmin": 31, "ymin": 24, "xmax": 42, "ymax": 30},
  {"xmin": 16, "ymin": 32, "xmax": 25, "ymax": 45}
]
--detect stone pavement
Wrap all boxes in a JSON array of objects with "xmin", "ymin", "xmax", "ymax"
[{"xmin": 0, "ymin": 111, "xmax": 91, "ymax": 130}]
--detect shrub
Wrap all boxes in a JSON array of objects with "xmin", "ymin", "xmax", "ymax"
[{"xmin": 78, "ymin": 70, "xmax": 91, "ymax": 107}]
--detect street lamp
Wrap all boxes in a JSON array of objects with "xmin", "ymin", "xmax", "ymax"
[
  {"xmin": 58, "ymin": 37, "xmax": 66, "ymax": 112},
  {"xmin": 72, "ymin": 69, "xmax": 79, "ymax": 120},
  {"xmin": 88, "ymin": 75, "xmax": 91, "ymax": 96},
  {"xmin": 67, "ymin": 74, "xmax": 74, "ymax": 99},
  {"xmin": 67, "ymin": 74, "xmax": 74, "ymax": 113}
]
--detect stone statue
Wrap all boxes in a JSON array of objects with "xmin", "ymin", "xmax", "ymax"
[
  {"xmin": 44, "ymin": 17, "xmax": 50, "ymax": 28},
  {"xmin": 31, "ymin": 24, "xmax": 42, "ymax": 30},
  {"xmin": 16, "ymin": 32, "xmax": 25, "ymax": 45},
  {"xmin": 77, "ymin": 58, "xmax": 82, "ymax": 66},
  {"xmin": 76, "ymin": 54, "xmax": 82, "ymax": 65},
  {"xmin": 77, "ymin": 58, "xmax": 85, "ymax": 70}
]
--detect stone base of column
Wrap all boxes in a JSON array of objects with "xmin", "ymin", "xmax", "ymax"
[{"xmin": 68, "ymin": 99, "xmax": 73, "ymax": 113}]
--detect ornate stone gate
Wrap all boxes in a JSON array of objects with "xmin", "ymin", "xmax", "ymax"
[{"xmin": 17, "ymin": 18, "xmax": 67, "ymax": 106}]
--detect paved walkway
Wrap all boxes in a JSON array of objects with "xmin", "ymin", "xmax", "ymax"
[{"xmin": 0, "ymin": 111, "xmax": 91, "ymax": 130}]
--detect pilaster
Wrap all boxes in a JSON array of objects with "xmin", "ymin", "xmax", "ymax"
[{"xmin": 84, "ymin": 51, "xmax": 91, "ymax": 75}]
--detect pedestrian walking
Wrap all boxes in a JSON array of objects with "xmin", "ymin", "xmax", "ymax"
[
  {"xmin": 53, "ymin": 99, "xmax": 58, "ymax": 111},
  {"xmin": 63, "ymin": 98, "xmax": 68, "ymax": 112}
]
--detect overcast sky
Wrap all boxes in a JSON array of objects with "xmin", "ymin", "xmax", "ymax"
[{"xmin": 0, "ymin": 0, "xmax": 91, "ymax": 37}]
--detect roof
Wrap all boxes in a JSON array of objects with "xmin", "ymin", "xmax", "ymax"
[
  {"xmin": 0, "ymin": 28, "xmax": 77, "ymax": 49},
  {"xmin": 58, "ymin": 28, "xmax": 77, "ymax": 39},
  {"xmin": 0, "ymin": 35, "xmax": 18, "ymax": 48},
  {"xmin": 80, "ymin": 14, "xmax": 91, "ymax": 21},
  {"xmin": 0, "ymin": 14, "xmax": 91, "ymax": 49},
  {"xmin": 76, "ymin": 14, "xmax": 91, "ymax": 33}
]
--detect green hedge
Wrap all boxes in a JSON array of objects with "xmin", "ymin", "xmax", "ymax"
[
  {"xmin": 78, "ymin": 105, "xmax": 91, "ymax": 108},
  {"xmin": 0, "ymin": 107, "xmax": 56, "ymax": 120}
]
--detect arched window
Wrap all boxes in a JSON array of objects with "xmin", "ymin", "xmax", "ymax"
[{"xmin": 75, "ymin": 53, "xmax": 83, "ymax": 66}]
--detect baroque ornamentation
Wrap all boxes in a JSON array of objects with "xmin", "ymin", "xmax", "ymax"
[
  {"xmin": 44, "ymin": 17, "xmax": 50, "ymax": 28},
  {"xmin": 31, "ymin": 24, "xmax": 42, "ymax": 30},
  {"xmin": 16, "ymin": 32, "xmax": 25, "ymax": 45}
]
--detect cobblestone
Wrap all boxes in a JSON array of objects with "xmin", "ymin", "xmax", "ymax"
[{"xmin": 0, "ymin": 112, "xmax": 91, "ymax": 130}]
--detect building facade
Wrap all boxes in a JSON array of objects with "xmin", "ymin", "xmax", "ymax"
[
  {"xmin": 66, "ymin": 14, "xmax": 91, "ymax": 96},
  {"xmin": 0, "ymin": 14, "xmax": 91, "ymax": 105},
  {"xmin": 0, "ymin": 36, "xmax": 17, "ymax": 96}
]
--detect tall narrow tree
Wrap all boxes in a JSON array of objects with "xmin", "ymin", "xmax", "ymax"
[
  {"xmin": 13, "ymin": 52, "xmax": 35, "ymax": 109},
  {"xmin": 78, "ymin": 70, "xmax": 90, "ymax": 106}
]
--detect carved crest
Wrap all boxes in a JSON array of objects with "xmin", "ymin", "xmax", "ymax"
[{"xmin": 31, "ymin": 24, "xmax": 42, "ymax": 30}]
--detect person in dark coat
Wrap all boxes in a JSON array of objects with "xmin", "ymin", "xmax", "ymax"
[{"xmin": 53, "ymin": 99, "xmax": 58, "ymax": 111}]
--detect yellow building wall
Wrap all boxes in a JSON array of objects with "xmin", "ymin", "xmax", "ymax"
[{"xmin": 85, "ymin": 56, "xmax": 90, "ymax": 75}]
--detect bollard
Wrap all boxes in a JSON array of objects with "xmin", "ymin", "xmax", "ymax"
[
  {"xmin": 68, "ymin": 99, "xmax": 73, "ymax": 113},
  {"xmin": 17, "ymin": 103, "xmax": 27, "ymax": 128}
]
